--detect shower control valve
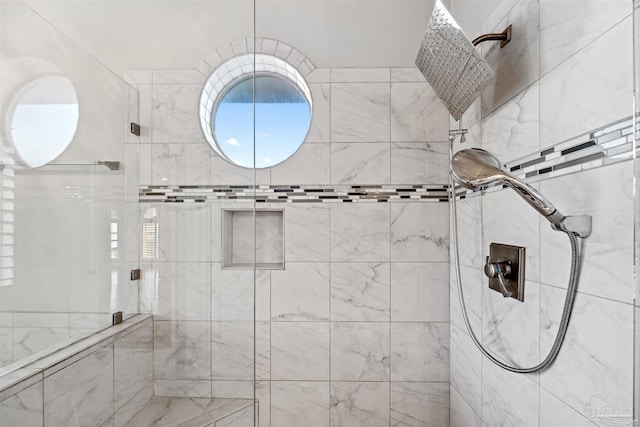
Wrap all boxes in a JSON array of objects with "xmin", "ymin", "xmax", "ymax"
[
  {"xmin": 484, "ymin": 243, "xmax": 526, "ymax": 302},
  {"xmin": 484, "ymin": 257, "xmax": 513, "ymax": 298}
]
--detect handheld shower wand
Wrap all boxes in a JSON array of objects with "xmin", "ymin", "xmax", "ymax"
[{"xmin": 451, "ymin": 148, "xmax": 591, "ymax": 237}]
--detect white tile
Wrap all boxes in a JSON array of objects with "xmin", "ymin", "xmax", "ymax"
[
  {"xmin": 331, "ymin": 322, "xmax": 390, "ymax": 381},
  {"xmin": 482, "ymin": 82, "xmax": 539, "ymax": 162},
  {"xmin": 255, "ymin": 322, "xmax": 270, "ymax": 381},
  {"xmin": 271, "ymin": 262, "xmax": 330, "ymax": 321},
  {"xmin": 305, "ymin": 68, "xmax": 331, "ymax": 83},
  {"xmin": 450, "ymin": 385, "xmax": 481, "ymax": 427},
  {"xmin": 390, "ymin": 322, "xmax": 449, "ymax": 382},
  {"xmin": 539, "ymin": 0, "xmax": 631, "ymax": 76},
  {"xmin": 152, "ymin": 84, "xmax": 206, "ymax": 143},
  {"xmin": 451, "ymin": 194, "xmax": 483, "ymax": 269},
  {"xmin": 113, "ymin": 381, "xmax": 153, "ymax": 427},
  {"xmin": 481, "ymin": 0, "xmax": 540, "ymax": 114},
  {"xmin": 539, "ymin": 17, "xmax": 632, "ymax": 147},
  {"xmin": 271, "ymin": 322, "xmax": 329, "ymax": 381},
  {"xmin": 211, "ymin": 153, "xmax": 271, "ymax": 186},
  {"xmin": 255, "ymin": 381, "xmax": 271, "ymax": 427},
  {"xmin": 211, "ymin": 267, "xmax": 270, "ymax": 322},
  {"xmin": 271, "ymin": 381, "xmax": 329, "ymax": 427},
  {"xmin": 270, "ymin": 143, "xmax": 330, "ymax": 184},
  {"xmin": 331, "ymin": 68, "xmax": 390, "ymax": 82},
  {"xmin": 138, "ymin": 84, "xmax": 153, "ymax": 144},
  {"xmin": 153, "ymin": 204, "xmax": 212, "ymax": 262},
  {"xmin": 539, "ymin": 162, "xmax": 633, "ymax": 303},
  {"xmin": 283, "ymin": 204, "xmax": 330, "ymax": 262},
  {"xmin": 114, "ymin": 323, "xmax": 153, "ymax": 411},
  {"xmin": 212, "ymin": 322, "xmax": 254, "ymax": 381},
  {"xmin": 44, "ymin": 345, "xmax": 114, "ymax": 427},
  {"xmin": 390, "ymin": 382, "xmax": 449, "ymax": 427},
  {"xmin": 151, "ymin": 262, "xmax": 211, "ymax": 321},
  {"xmin": 539, "ymin": 387, "xmax": 597, "ymax": 427},
  {"xmin": 330, "ymin": 382, "xmax": 389, "ymax": 427},
  {"xmin": 13, "ymin": 312, "xmax": 68, "ymax": 328},
  {"xmin": 154, "ymin": 321, "xmax": 211, "ymax": 380},
  {"xmin": 391, "ymin": 68, "xmax": 426, "ymax": 82},
  {"xmin": 391, "ymin": 82, "xmax": 449, "ymax": 142},
  {"xmin": 481, "ymin": 358, "xmax": 538, "ymax": 427},
  {"xmin": 124, "ymin": 395, "xmax": 212, "ymax": 425},
  {"xmin": 391, "ymin": 263, "xmax": 449, "ymax": 322},
  {"xmin": 0, "ymin": 328, "xmax": 11, "ymax": 366},
  {"xmin": 331, "ymin": 262, "xmax": 390, "ymax": 321},
  {"xmin": 151, "ymin": 143, "xmax": 212, "ymax": 185},
  {"xmin": 306, "ymin": 83, "xmax": 330, "ymax": 143},
  {"xmin": 154, "ymin": 380, "xmax": 212, "ymax": 398},
  {"xmin": 539, "ymin": 286, "xmax": 634, "ymax": 418},
  {"xmin": 331, "ymin": 142, "xmax": 390, "ymax": 184},
  {"xmin": 450, "ymin": 265, "xmax": 483, "ymax": 335},
  {"xmin": 331, "ymin": 203, "xmax": 390, "ymax": 262},
  {"xmin": 390, "ymin": 142, "xmax": 449, "ymax": 185},
  {"xmin": 331, "ymin": 83, "xmax": 390, "ymax": 142},
  {"xmin": 0, "ymin": 379, "xmax": 43, "ymax": 427},
  {"xmin": 13, "ymin": 327, "xmax": 70, "ymax": 360},
  {"xmin": 391, "ymin": 203, "xmax": 449, "ymax": 263},
  {"xmin": 211, "ymin": 381, "xmax": 254, "ymax": 399}
]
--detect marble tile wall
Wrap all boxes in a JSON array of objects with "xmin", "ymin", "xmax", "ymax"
[
  {"xmin": 449, "ymin": 0, "xmax": 635, "ymax": 426},
  {"xmin": 132, "ymin": 63, "xmax": 451, "ymax": 426},
  {"xmin": 0, "ymin": 316, "xmax": 153, "ymax": 427}
]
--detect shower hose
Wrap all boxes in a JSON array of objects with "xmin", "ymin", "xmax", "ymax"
[{"xmin": 449, "ymin": 170, "xmax": 583, "ymax": 374}]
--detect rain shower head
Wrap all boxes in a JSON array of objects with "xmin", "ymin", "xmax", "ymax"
[
  {"xmin": 415, "ymin": 0, "xmax": 495, "ymax": 120},
  {"xmin": 451, "ymin": 148, "xmax": 567, "ymax": 227}
]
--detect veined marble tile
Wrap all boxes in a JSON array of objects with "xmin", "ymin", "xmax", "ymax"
[
  {"xmin": 449, "ymin": 265, "xmax": 483, "ymax": 334},
  {"xmin": 152, "ymin": 84, "xmax": 205, "ymax": 143},
  {"xmin": 271, "ymin": 322, "xmax": 330, "ymax": 381},
  {"xmin": 331, "ymin": 262, "xmax": 390, "ymax": 321},
  {"xmin": 330, "ymin": 143, "xmax": 390, "ymax": 185},
  {"xmin": 539, "ymin": 387, "xmax": 597, "ymax": 427},
  {"xmin": 216, "ymin": 404, "xmax": 254, "ymax": 427},
  {"xmin": 138, "ymin": 84, "xmax": 153, "ymax": 144},
  {"xmin": 481, "ymin": 0, "xmax": 540, "ymax": 115},
  {"xmin": 271, "ymin": 262, "xmax": 330, "ymax": 321},
  {"xmin": 151, "ymin": 143, "xmax": 212, "ymax": 185},
  {"xmin": 331, "ymin": 203, "xmax": 390, "ymax": 262},
  {"xmin": 138, "ymin": 144, "xmax": 152, "ymax": 185},
  {"xmin": 255, "ymin": 381, "xmax": 270, "ymax": 427},
  {"xmin": 125, "ymin": 145, "xmax": 139, "ymax": 202},
  {"xmin": 391, "ymin": 82, "xmax": 449, "ymax": 142},
  {"xmin": 391, "ymin": 68, "xmax": 426, "ymax": 83},
  {"xmin": 0, "ymin": 379, "xmax": 43, "ymax": 427},
  {"xmin": 283, "ymin": 204, "xmax": 330, "ymax": 262},
  {"xmin": 390, "ymin": 142, "xmax": 449, "ymax": 185},
  {"xmin": 69, "ymin": 313, "xmax": 114, "ymax": 329},
  {"xmin": 153, "ymin": 204, "xmax": 212, "ymax": 262},
  {"xmin": 0, "ymin": 313, "xmax": 11, "ymax": 327},
  {"xmin": 0, "ymin": 328, "xmax": 11, "ymax": 366},
  {"xmin": 152, "ymin": 262, "xmax": 211, "ymax": 321},
  {"xmin": 539, "ymin": 17, "xmax": 632, "ymax": 147},
  {"xmin": 114, "ymin": 323, "xmax": 153, "ymax": 411},
  {"xmin": 270, "ymin": 143, "xmax": 330, "ymax": 184},
  {"xmin": 124, "ymin": 396, "xmax": 212, "ymax": 427},
  {"xmin": 391, "ymin": 262, "xmax": 449, "ymax": 322},
  {"xmin": 331, "ymin": 83, "xmax": 390, "ymax": 142},
  {"xmin": 13, "ymin": 312, "xmax": 68, "ymax": 328},
  {"xmin": 330, "ymin": 382, "xmax": 389, "ymax": 427},
  {"xmin": 482, "ymin": 82, "xmax": 539, "ymax": 162},
  {"xmin": 331, "ymin": 68, "xmax": 390, "ymax": 82},
  {"xmin": 540, "ymin": 0, "xmax": 631, "ymax": 76},
  {"xmin": 306, "ymin": 68, "xmax": 331, "ymax": 83},
  {"xmin": 154, "ymin": 321, "xmax": 211, "ymax": 380},
  {"xmin": 482, "ymin": 186, "xmax": 540, "ymax": 282},
  {"xmin": 390, "ymin": 382, "xmax": 449, "ymax": 427},
  {"xmin": 391, "ymin": 322, "xmax": 449, "ymax": 382},
  {"xmin": 212, "ymin": 322, "xmax": 254, "ymax": 381},
  {"xmin": 154, "ymin": 380, "xmax": 212, "ymax": 398},
  {"xmin": 451, "ymin": 195, "xmax": 483, "ymax": 269},
  {"xmin": 153, "ymin": 70, "xmax": 206, "ymax": 84},
  {"xmin": 211, "ymin": 153, "xmax": 271, "ymax": 187},
  {"xmin": 211, "ymin": 381, "xmax": 254, "ymax": 399},
  {"xmin": 450, "ymin": 385, "xmax": 481, "ymax": 427},
  {"xmin": 12, "ymin": 327, "xmax": 70, "ymax": 360},
  {"xmin": 331, "ymin": 322, "xmax": 390, "ymax": 381},
  {"xmin": 211, "ymin": 267, "xmax": 270, "ymax": 322},
  {"xmin": 113, "ymin": 381, "xmax": 153, "ymax": 427},
  {"xmin": 271, "ymin": 381, "xmax": 329, "ymax": 427},
  {"xmin": 481, "ymin": 356, "xmax": 538, "ymax": 427},
  {"xmin": 539, "ymin": 286, "xmax": 633, "ymax": 418},
  {"xmin": 44, "ymin": 344, "xmax": 114, "ymax": 427},
  {"xmin": 255, "ymin": 322, "xmax": 270, "ymax": 381},
  {"xmin": 391, "ymin": 203, "xmax": 449, "ymax": 263},
  {"xmin": 539, "ymin": 162, "xmax": 633, "ymax": 303},
  {"xmin": 306, "ymin": 83, "xmax": 330, "ymax": 143}
]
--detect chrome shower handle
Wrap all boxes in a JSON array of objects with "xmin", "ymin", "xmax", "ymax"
[{"xmin": 484, "ymin": 257, "xmax": 513, "ymax": 298}]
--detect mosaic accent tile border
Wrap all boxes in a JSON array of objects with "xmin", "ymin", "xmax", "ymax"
[{"xmin": 139, "ymin": 185, "xmax": 450, "ymax": 203}]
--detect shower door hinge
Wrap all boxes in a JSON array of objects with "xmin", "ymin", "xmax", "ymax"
[
  {"xmin": 130, "ymin": 269, "xmax": 141, "ymax": 281},
  {"xmin": 112, "ymin": 311, "xmax": 123, "ymax": 325},
  {"xmin": 130, "ymin": 122, "xmax": 141, "ymax": 136}
]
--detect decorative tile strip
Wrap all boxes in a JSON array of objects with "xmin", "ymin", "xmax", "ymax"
[{"xmin": 139, "ymin": 184, "xmax": 450, "ymax": 203}]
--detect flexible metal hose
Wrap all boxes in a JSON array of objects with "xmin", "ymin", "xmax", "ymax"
[{"xmin": 450, "ymin": 166, "xmax": 583, "ymax": 373}]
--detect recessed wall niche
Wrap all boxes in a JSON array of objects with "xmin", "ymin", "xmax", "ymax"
[{"xmin": 222, "ymin": 209, "xmax": 284, "ymax": 269}]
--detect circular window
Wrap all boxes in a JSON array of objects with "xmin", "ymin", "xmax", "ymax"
[
  {"xmin": 9, "ymin": 76, "xmax": 79, "ymax": 168},
  {"xmin": 199, "ymin": 54, "xmax": 312, "ymax": 168}
]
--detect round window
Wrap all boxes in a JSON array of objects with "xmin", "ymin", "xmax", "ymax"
[
  {"xmin": 9, "ymin": 76, "xmax": 79, "ymax": 168},
  {"xmin": 199, "ymin": 54, "xmax": 312, "ymax": 168}
]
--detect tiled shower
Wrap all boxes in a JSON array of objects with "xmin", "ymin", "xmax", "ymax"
[{"xmin": 0, "ymin": 0, "xmax": 639, "ymax": 426}]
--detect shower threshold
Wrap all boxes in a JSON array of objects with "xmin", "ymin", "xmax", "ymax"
[{"xmin": 125, "ymin": 396, "xmax": 254, "ymax": 427}]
